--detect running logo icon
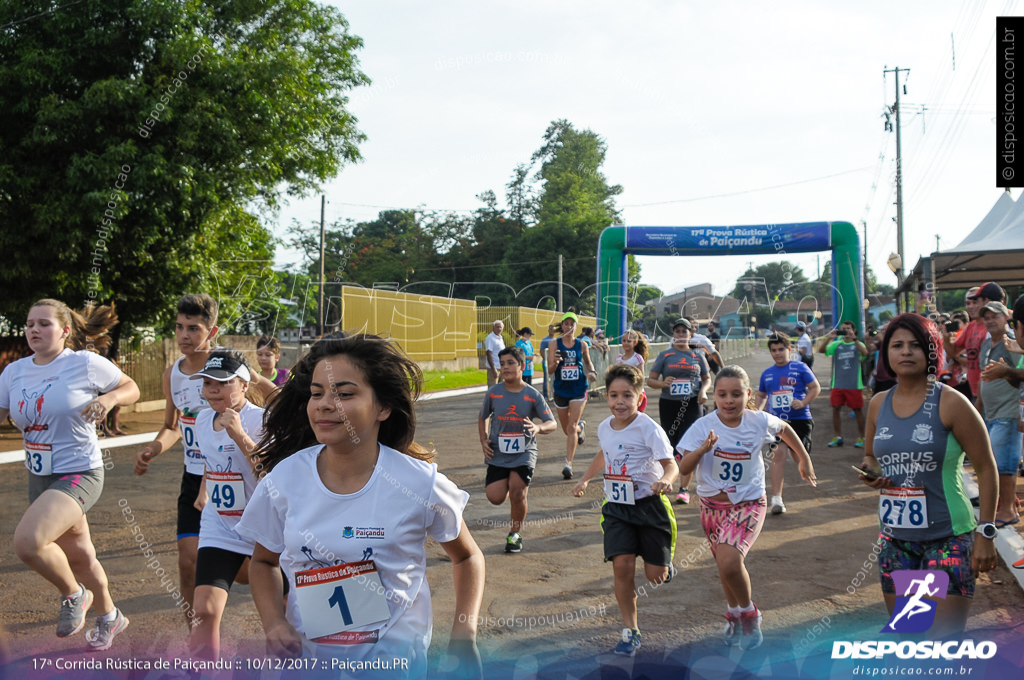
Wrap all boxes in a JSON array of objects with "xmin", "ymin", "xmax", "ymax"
[{"xmin": 881, "ymin": 570, "xmax": 948, "ymax": 633}]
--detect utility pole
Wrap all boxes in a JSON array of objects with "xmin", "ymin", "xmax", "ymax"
[
  {"xmin": 318, "ymin": 195, "xmax": 325, "ymax": 336},
  {"xmin": 885, "ymin": 66, "xmax": 909, "ymax": 313},
  {"xmin": 558, "ymin": 254, "xmax": 563, "ymax": 312}
]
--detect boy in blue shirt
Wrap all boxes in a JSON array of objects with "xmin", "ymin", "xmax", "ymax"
[{"xmin": 757, "ymin": 332, "xmax": 820, "ymax": 515}]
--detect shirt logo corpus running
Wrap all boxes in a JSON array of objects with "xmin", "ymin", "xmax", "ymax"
[{"xmin": 882, "ymin": 570, "xmax": 948, "ymax": 634}]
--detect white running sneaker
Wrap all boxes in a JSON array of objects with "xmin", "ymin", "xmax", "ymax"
[
  {"xmin": 770, "ymin": 495, "xmax": 786, "ymax": 515},
  {"xmin": 739, "ymin": 605, "xmax": 763, "ymax": 650}
]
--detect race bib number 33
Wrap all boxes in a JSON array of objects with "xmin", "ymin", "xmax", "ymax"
[{"xmin": 293, "ymin": 560, "xmax": 391, "ymax": 641}]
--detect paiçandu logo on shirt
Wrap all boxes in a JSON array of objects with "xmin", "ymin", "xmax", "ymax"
[
  {"xmin": 342, "ymin": 526, "xmax": 385, "ymax": 539},
  {"xmin": 911, "ymin": 423, "xmax": 934, "ymax": 445}
]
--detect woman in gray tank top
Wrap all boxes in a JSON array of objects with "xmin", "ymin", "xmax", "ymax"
[{"xmin": 858, "ymin": 314, "xmax": 998, "ymax": 638}]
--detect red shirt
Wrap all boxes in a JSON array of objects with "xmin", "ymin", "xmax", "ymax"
[{"xmin": 953, "ymin": 319, "xmax": 987, "ymax": 395}]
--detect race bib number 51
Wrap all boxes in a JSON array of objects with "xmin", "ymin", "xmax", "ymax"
[{"xmin": 604, "ymin": 474, "xmax": 635, "ymax": 505}]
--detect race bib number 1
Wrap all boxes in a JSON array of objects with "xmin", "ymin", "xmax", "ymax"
[
  {"xmin": 293, "ymin": 561, "xmax": 392, "ymax": 641},
  {"xmin": 879, "ymin": 487, "xmax": 929, "ymax": 529},
  {"xmin": 24, "ymin": 441, "xmax": 53, "ymax": 475},
  {"xmin": 604, "ymin": 474, "xmax": 635, "ymax": 505}
]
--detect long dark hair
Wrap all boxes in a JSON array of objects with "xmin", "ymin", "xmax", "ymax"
[
  {"xmin": 254, "ymin": 332, "xmax": 433, "ymax": 472},
  {"xmin": 879, "ymin": 313, "xmax": 943, "ymax": 379}
]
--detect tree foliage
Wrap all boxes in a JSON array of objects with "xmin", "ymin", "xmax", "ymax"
[
  {"xmin": 0, "ymin": 0, "xmax": 368, "ymax": 329},
  {"xmin": 290, "ymin": 120, "xmax": 627, "ymax": 316}
]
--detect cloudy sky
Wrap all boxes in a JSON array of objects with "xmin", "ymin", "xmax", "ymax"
[{"xmin": 275, "ymin": 0, "xmax": 1012, "ymax": 302}]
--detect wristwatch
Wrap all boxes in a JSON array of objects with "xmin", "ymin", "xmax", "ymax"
[{"xmin": 976, "ymin": 522, "xmax": 998, "ymax": 540}]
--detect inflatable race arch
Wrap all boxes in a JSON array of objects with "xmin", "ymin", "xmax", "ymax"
[{"xmin": 596, "ymin": 222, "xmax": 863, "ymax": 339}]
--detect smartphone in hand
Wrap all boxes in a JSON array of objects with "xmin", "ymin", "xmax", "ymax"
[{"xmin": 851, "ymin": 465, "xmax": 879, "ymax": 482}]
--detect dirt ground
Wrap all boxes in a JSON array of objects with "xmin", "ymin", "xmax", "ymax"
[{"xmin": 1, "ymin": 349, "xmax": 1023, "ymax": 679}]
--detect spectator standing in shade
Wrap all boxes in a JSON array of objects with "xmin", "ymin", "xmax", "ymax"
[
  {"xmin": 484, "ymin": 320, "xmax": 505, "ymax": 388},
  {"xmin": 539, "ymin": 324, "xmax": 558, "ymax": 400},
  {"xmin": 977, "ymin": 300, "xmax": 1022, "ymax": 527},
  {"xmin": 513, "ymin": 327, "xmax": 536, "ymax": 386},
  {"xmin": 945, "ymin": 284, "xmax": 1004, "ymax": 403},
  {"xmin": 795, "ymin": 322, "xmax": 814, "ymax": 369}
]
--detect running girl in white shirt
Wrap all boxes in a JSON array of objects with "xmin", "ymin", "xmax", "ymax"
[
  {"xmin": 1, "ymin": 299, "xmax": 139, "ymax": 650},
  {"xmin": 571, "ymin": 365, "xmax": 679, "ymax": 657},
  {"xmin": 677, "ymin": 365, "xmax": 817, "ymax": 651},
  {"xmin": 188, "ymin": 350, "xmax": 265, "ymax": 660},
  {"xmin": 236, "ymin": 333, "xmax": 484, "ymax": 678}
]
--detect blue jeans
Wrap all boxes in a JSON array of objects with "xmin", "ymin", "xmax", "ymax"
[{"xmin": 987, "ymin": 417, "xmax": 1023, "ymax": 475}]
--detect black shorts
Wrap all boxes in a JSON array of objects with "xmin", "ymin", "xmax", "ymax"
[
  {"xmin": 601, "ymin": 495, "xmax": 676, "ymax": 566},
  {"xmin": 195, "ymin": 546, "xmax": 249, "ymax": 591},
  {"xmin": 552, "ymin": 392, "xmax": 587, "ymax": 409},
  {"xmin": 176, "ymin": 469, "xmax": 203, "ymax": 539},
  {"xmin": 659, "ymin": 398, "xmax": 703, "ymax": 450},
  {"xmin": 523, "ymin": 374, "xmax": 533, "ymax": 385},
  {"xmin": 775, "ymin": 419, "xmax": 814, "ymax": 455},
  {"xmin": 485, "ymin": 464, "xmax": 534, "ymax": 487}
]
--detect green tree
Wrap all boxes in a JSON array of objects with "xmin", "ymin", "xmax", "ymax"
[
  {"xmin": 503, "ymin": 120, "xmax": 623, "ymax": 309},
  {"xmin": 0, "ymin": 0, "xmax": 368, "ymax": 328},
  {"xmin": 731, "ymin": 261, "xmax": 812, "ymax": 306}
]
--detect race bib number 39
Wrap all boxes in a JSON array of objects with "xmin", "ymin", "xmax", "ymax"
[
  {"xmin": 294, "ymin": 560, "xmax": 391, "ymax": 641},
  {"xmin": 604, "ymin": 474, "xmax": 635, "ymax": 505},
  {"xmin": 879, "ymin": 487, "xmax": 929, "ymax": 529},
  {"xmin": 712, "ymin": 449, "xmax": 752, "ymax": 486}
]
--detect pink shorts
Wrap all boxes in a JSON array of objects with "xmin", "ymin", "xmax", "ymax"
[{"xmin": 699, "ymin": 496, "xmax": 767, "ymax": 558}]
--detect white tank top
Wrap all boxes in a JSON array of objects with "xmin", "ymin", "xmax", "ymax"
[{"xmin": 170, "ymin": 356, "xmax": 209, "ymax": 476}]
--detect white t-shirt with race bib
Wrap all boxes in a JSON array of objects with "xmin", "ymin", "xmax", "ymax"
[
  {"xmin": 235, "ymin": 444, "xmax": 468, "ymax": 675},
  {"xmin": 170, "ymin": 356, "xmax": 209, "ymax": 476},
  {"xmin": 196, "ymin": 401, "xmax": 265, "ymax": 554},
  {"xmin": 597, "ymin": 413, "xmax": 673, "ymax": 502},
  {"xmin": 677, "ymin": 410, "xmax": 783, "ymax": 504},
  {"xmin": 0, "ymin": 349, "xmax": 122, "ymax": 474}
]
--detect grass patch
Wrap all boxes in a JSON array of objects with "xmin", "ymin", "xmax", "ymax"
[{"xmin": 420, "ymin": 368, "xmax": 487, "ymax": 393}]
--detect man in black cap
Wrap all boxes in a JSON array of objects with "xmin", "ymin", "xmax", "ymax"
[{"xmin": 945, "ymin": 282, "xmax": 1005, "ymax": 403}]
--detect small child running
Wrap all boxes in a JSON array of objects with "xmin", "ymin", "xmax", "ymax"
[
  {"xmin": 479, "ymin": 346, "xmax": 557, "ymax": 553},
  {"xmin": 572, "ymin": 365, "xmax": 679, "ymax": 657},
  {"xmin": 677, "ymin": 365, "xmax": 817, "ymax": 650}
]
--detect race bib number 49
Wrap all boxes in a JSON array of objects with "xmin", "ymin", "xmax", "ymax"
[
  {"xmin": 293, "ymin": 560, "xmax": 391, "ymax": 641},
  {"xmin": 206, "ymin": 471, "xmax": 246, "ymax": 516}
]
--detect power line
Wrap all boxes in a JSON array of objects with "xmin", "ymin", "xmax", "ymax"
[
  {"xmin": 620, "ymin": 166, "xmax": 874, "ymax": 208},
  {"xmin": 0, "ymin": 0, "xmax": 85, "ymax": 31}
]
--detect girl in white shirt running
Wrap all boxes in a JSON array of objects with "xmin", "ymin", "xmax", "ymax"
[
  {"xmin": 0, "ymin": 299, "xmax": 139, "ymax": 650},
  {"xmin": 677, "ymin": 365, "xmax": 816, "ymax": 651},
  {"xmin": 615, "ymin": 330, "xmax": 649, "ymax": 411},
  {"xmin": 236, "ymin": 333, "xmax": 484, "ymax": 678}
]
